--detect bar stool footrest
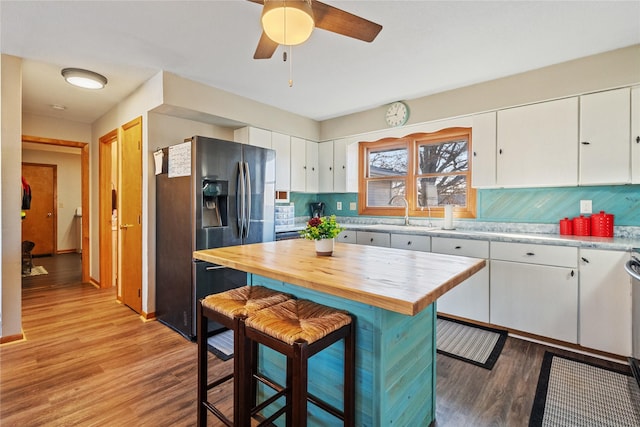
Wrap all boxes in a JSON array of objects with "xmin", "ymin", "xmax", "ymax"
[{"xmin": 206, "ymin": 372, "xmax": 234, "ymax": 391}]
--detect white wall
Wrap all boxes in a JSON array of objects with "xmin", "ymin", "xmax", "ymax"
[
  {"xmin": 23, "ymin": 113, "xmax": 91, "ymax": 143},
  {"xmin": 320, "ymin": 44, "xmax": 640, "ymax": 141},
  {"xmin": 1, "ymin": 54, "xmax": 23, "ymax": 340},
  {"xmin": 21, "ymin": 148, "xmax": 82, "ymax": 252}
]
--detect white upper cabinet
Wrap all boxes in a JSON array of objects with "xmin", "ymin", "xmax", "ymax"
[
  {"xmin": 632, "ymin": 87, "xmax": 640, "ymax": 184},
  {"xmin": 318, "ymin": 141, "xmax": 334, "ymax": 193},
  {"xmin": 234, "ymin": 126, "xmax": 272, "ymax": 148},
  {"xmin": 579, "ymin": 88, "xmax": 631, "ymax": 185},
  {"xmin": 290, "ymin": 137, "xmax": 318, "ymax": 193},
  {"xmin": 333, "ymin": 139, "xmax": 348, "ymax": 193},
  {"xmin": 471, "ymin": 111, "xmax": 497, "ymax": 188},
  {"xmin": 271, "ymin": 132, "xmax": 291, "ymax": 192},
  {"xmin": 290, "ymin": 137, "xmax": 306, "ymax": 192},
  {"xmin": 497, "ymin": 97, "xmax": 579, "ymax": 188}
]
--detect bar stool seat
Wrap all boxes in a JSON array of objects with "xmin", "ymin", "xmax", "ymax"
[
  {"xmin": 197, "ymin": 285, "xmax": 292, "ymax": 427},
  {"xmin": 240, "ymin": 298, "xmax": 356, "ymax": 427}
]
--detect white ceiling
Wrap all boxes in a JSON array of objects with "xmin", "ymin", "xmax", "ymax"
[{"xmin": 2, "ymin": 1, "xmax": 639, "ymax": 125}]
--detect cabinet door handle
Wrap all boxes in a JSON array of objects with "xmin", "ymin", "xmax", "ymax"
[
  {"xmin": 499, "ymin": 148, "xmax": 503, "ymax": 155},
  {"xmin": 370, "ymin": 238, "xmax": 374, "ymax": 242},
  {"xmin": 407, "ymin": 241, "xmax": 412, "ymax": 245},
  {"xmin": 454, "ymin": 246, "xmax": 462, "ymax": 249},
  {"xmin": 525, "ymin": 252, "xmax": 535, "ymax": 256},
  {"xmin": 581, "ymin": 141, "xmax": 591, "ymax": 145},
  {"xmin": 636, "ymin": 136, "xmax": 640, "ymax": 144},
  {"xmin": 571, "ymin": 270, "xmax": 575, "ymax": 277},
  {"xmin": 343, "ymin": 235, "xmax": 349, "ymax": 239},
  {"xmin": 473, "ymin": 151, "xmax": 477, "ymax": 157},
  {"xmin": 329, "ymin": 166, "xmax": 332, "ymax": 171},
  {"xmin": 581, "ymin": 257, "xmax": 589, "ymax": 263}
]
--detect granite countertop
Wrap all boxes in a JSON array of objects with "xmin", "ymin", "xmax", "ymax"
[{"xmin": 279, "ymin": 219, "xmax": 640, "ymax": 252}]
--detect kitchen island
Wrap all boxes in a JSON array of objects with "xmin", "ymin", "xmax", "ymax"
[{"xmin": 194, "ymin": 239, "xmax": 485, "ymax": 426}]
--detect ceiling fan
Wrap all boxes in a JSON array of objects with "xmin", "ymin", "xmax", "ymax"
[{"xmin": 248, "ymin": 0, "xmax": 383, "ymax": 59}]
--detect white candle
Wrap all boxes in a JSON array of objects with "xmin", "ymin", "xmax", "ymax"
[{"xmin": 444, "ymin": 204, "xmax": 454, "ymax": 229}]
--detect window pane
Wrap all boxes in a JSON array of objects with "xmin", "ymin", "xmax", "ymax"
[
  {"xmin": 417, "ymin": 139, "xmax": 468, "ymax": 174},
  {"xmin": 416, "ymin": 176, "xmax": 467, "ymax": 207},
  {"xmin": 368, "ymin": 147, "xmax": 407, "ymax": 177},
  {"xmin": 367, "ymin": 180, "xmax": 405, "ymax": 206}
]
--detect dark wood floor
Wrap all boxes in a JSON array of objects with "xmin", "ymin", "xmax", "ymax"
[{"xmin": 2, "ymin": 253, "xmax": 630, "ymax": 426}]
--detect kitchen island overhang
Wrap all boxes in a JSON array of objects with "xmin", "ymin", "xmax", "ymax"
[{"xmin": 194, "ymin": 239, "xmax": 486, "ymax": 426}]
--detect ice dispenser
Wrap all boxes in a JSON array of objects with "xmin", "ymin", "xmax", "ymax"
[{"xmin": 202, "ymin": 179, "xmax": 228, "ymax": 227}]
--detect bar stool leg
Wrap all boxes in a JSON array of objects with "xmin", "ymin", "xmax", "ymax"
[
  {"xmin": 344, "ymin": 321, "xmax": 356, "ymax": 427},
  {"xmin": 234, "ymin": 316, "xmax": 251, "ymax": 427},
  {"xmin": 196, "ymin": 300, "xmax": 207, "ymax": 427},
  {"xmin": 292, "ymin": 341, "xmax": 309, "ymax": 427}
]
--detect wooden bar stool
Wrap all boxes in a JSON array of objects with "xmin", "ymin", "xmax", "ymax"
[
  {"xmin": 239, "ymin": 298, "xmax": 356, "ymax": 427},
  {"xmin": 197, "ymin": 285, "xmax": 292, "ymax": 427}
]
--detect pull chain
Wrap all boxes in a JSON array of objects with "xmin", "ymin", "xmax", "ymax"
[{"xmin": 289, "ymin": 45, "xmax": 293, "ymax": 87}]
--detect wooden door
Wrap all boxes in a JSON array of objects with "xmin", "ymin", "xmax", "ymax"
[
  {"xmin": 119, "ymin": 117, "xmax": 142, "ymax": 313},
  {"xmin": 22, "ymin": 163, "xmax": 56, "ymax": 256},
  {"xmin": 99, "ymin": 130, "xmax": 118, "ymax": 289}
]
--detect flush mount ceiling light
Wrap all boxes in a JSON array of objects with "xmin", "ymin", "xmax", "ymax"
[
  {"xmin": 261, "ymin": 0, "xmax": 314, "ymax": 46},
  {"xmin": 61, "ymin": 68, "xmax": 108, "ymax": 89}
]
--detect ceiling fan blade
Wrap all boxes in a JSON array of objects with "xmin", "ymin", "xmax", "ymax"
[
  {"xmin": 311, "ymin": 0, "xmax": 382, "ymax": 42},
  {"xmin": 254, "ymin": 31, "xmax": 279, "ymax": 59}
]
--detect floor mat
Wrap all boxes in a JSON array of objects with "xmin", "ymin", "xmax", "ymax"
[
  {"xmin": 22, "ymin": 265, "xmax": 48, "ymax": 277},
  {"xmin": 207, "ymin": 329, "xmax": 234, "ymax": 361},
  {"xmin": 436, "ymin": 316, "xmax": 507, "ymax": 370},
  {"xmin": 529, "ymin": 351, "xmax": 640, "ymax": 426}
]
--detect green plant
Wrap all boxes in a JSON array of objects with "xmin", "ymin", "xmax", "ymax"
[{"xmin": 299, "ymin": 215, "xmax": 344, "ymax": 241}]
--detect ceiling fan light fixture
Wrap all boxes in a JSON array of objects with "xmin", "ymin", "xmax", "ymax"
[
  {"xmin": 61, "ymin": 68, "xmax": 108, "ymax": 89},
  {"xmin": 261, "ymin": 0, "xmax": 314, "ymax": 46}
]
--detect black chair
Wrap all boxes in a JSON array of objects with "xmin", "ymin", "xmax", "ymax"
[{"xmin": 22, "ymin": 240, "xmax": 35, "ymax": 274}]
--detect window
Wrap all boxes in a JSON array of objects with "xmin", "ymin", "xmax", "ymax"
[{"xmin": 358, "ymin": 128, "xmax": 476, "ymax": 219}]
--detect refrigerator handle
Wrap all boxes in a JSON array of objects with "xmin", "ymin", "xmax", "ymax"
[
  {"xmin": 236, "ymin": 162, "xmax": 245, "ymax": 237},
  {"xmin": 244, "ymin": 161, "xmax": 251, "ymax": 239}
]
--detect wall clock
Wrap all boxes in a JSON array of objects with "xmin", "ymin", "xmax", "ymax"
[{"xmin": 385, "ymin": 101, "xmax": 409, "ymax": 127}]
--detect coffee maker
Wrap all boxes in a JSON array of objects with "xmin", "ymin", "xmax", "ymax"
[{"xmin": 309, "ymin": 202, "xmax": 325, "ymax": 218}]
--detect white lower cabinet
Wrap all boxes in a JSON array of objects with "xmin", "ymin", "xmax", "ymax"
[
  {"xmin": 336, "ymin": 230, "xmax": 356, "ymax": 244},
  {"xmin": 579, "ymin": 249, "xmax": 631, "ymax": 356},
  {"xmin": 433, "ymin": 237, "xmax": 489, "ymax": 323},
  {"xmin": 490, "ymin": 242, "xmax": 578, "ymax": 343},
  {"xmin": 390, "ymin": 234, "xmax": 430, "ymax": 252},
  {"xmin": 356, "ymin": 231, "xmax": 390, "ymax": 247}
]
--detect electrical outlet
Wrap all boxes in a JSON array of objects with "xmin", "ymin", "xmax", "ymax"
[
  {"xmin": 349, "ymin": 202, "xmax": 357, "ymax": 211},
  {"xmin": 336, "ymin": 201, "xmax": 342, "ymax": 210},
  {"xmin": 580, "ymin": 200, "xmax": 592, "ymax": 214}
]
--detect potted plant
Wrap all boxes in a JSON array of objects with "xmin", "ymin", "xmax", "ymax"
[{"xmin": 299, "ymin": 215, "xmax": 344, "ymax": 256}]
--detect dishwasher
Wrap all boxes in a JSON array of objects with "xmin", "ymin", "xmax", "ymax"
[{"xmin": 625, "ymin": 253, "xmax": 640, "ymax": 385}]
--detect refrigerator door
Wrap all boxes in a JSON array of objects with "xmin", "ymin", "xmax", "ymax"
[
  {"xmin": 193, "ymin": 136, "xmax": 242, "ymax": 251},
  {"xmin": 242, "ymin": 144, "xmax": 276, "ymax": 244}
]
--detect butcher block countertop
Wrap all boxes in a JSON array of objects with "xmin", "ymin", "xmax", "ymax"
[{"xmin": 193, "ymin": 239, "xmax": 485, "ymax": 316}]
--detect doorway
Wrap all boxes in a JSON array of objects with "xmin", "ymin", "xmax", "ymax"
[
  {"xmin": 99, "ymin": 130, "xmax": 118, "ymax": 290},
  {"xmin": 21, "ymin": 135, "xmax": 89, "ymax": 283}
]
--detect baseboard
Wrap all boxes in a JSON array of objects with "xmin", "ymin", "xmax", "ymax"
[
  {"xmin": 140, "ymin": 311, "xmax": 156, "ymax": 322},
  {"xmin": 57, "ymin": 249, "xmax": 79, "ymax": 254},
  {"xmin": 89, "ymin": 277, "xmax": 100, "ymax": 288},
  {"xmin": 0, "ymin": 332, "xmax": 25, "ymax": 345}
]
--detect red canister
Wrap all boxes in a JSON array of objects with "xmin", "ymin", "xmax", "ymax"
[
  {"xmin": 573, "ymin": 215, "xmax": 591, "ymax": 236},
  {"xmin": 559, "ymin": 217, "xmax": 573, "ymax": 235},
  {"xmin": 591, "ymin": 211, "xmax": 614, "ymax": 237}
]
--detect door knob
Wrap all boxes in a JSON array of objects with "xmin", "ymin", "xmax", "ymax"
[
  {"xmin": 120, "ymin": 224, "xmax": 134, "ymax": 229},
  {"xmin": 47, "ymin": 212, "xmax": 52, "ymax": 217}
]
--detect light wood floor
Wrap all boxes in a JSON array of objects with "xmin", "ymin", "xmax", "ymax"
[{"xmin": 2, "ymin": 253, "xmax": 629, "ymax": 426}]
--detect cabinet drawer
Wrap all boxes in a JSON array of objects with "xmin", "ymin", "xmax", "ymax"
[
  {"xmin": 390, "ymin": 234, "xmax": 430, "ymax": 252},
  {"xmin": 491, "ymin": 241, "xmax": 577, "ymax": 268},
  {"xmin": 356, "ymin": 231, "xmax": 390, "ymax": 247},
  {"xmin": 432, "ymin": 237, "xmax": 488, "ymax": 258},
  {"xmin": 337, "ymin": 230, "xmax": 356, "ymax": 244}
]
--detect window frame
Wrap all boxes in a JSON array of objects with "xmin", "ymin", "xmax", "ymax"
[{"xmin": 358, "ymin": 128, "xmax": 476, "ymax": 219}]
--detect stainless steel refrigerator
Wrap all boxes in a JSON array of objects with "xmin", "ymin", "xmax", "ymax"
[{"xmin": 156, "ymin": 135, "xmax": 275, "ymax": 339}]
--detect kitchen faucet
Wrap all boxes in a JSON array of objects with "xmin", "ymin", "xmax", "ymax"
[{"xmin": 389, "ymin": 195, "xmax": 409, "ymax": 226}]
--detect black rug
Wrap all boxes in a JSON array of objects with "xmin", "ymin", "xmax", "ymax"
[
  {"xmin": 207, "ymin": 329, "xmax": 234, "ymax": 361},
  {"xmin": 436, "ymin": 316, "xmax": 508, "ymax": 370},
  {"xmin": 529, "ymin": 351, "xmax": 640, "ymax": 426}
]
